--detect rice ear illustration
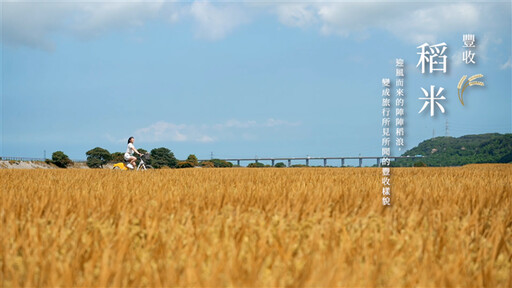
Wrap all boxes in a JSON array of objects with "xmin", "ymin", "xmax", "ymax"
[
  {"xmin": 458, "ymin": 74, "xmax": 484, "ymax": 106},
  {"xmin": 457, "ymin": 75, "xmax": 467, "ymax": 89},
  {"xmin": 469, "ymin": 81, "xmax": 485, "ymax": 87},
  {"xmin": 468, "ymin": 74, "xmax": 483, "ymax": 81},
  {"xmin": 457, "ymin": 75, "xmax": 467, "ymax": 105}
]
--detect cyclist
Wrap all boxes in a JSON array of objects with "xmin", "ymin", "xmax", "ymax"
[{"xmin": 124, "ymin": 136, "xmax": 142, "ymax": 169}]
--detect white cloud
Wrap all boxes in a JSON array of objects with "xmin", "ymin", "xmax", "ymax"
[
  {"xmin": 213, "ymin": 119, "xmax": 257, "ymax": 129},
  {"xmin": 1, "ymin": 2, "xmax": 73, "ymax": 50},
  {"xmin": 270, "ymin": 2, "xmax": 510, "ymax": 46},
  {"xmin": 189, "ymin": 1, "xmax": 250, "ymax": 40},
  {"xmin": 450, "ymin": 48, "xmax": 466, "ymax": 68},
  {"xmin": 73, "ymin": 1, "xmax": 164, "ymax": 37},
  {"xmin": 1, "ymin": 1, "xmax": 509, "ymax": 49},
  {"xmin": 2, "ymin": 0, "xmax": 172, "ymax": 49},
  {"xmin": 131, "ymin": 118, "xmax": 300, "ymax": 143},
  {"xmin": 134, "ymin": 121, "xmax": 198, "ymax": 142},
  {"xmin": 501, "ymin": 58, "xmax": 512, "ymax": 70},
  {"xmin": 275, "ymin": 4, "xmax": 317, "ymax": 28},
  {"xmin": 317, "ymin": 3, "xmax": 393, "ymax": 37},
  {"xmin": 265, "ymin": 118, "xmax": 300, "ymax": 127},
  {"xmin": 312, "ymin": 3, "xmax": 484, "ymax": 43}
]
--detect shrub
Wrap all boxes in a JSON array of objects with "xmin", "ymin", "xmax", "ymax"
[
  {"xmin": 210, "ymin": 159, "xmax": 233, "ymax": 168},
  {"xmin": 52, "ymin": 151, "xmax": 73, "ymax": 168},
  {"xmin": 274, "ymin": 162, "xmax": 286, "ymax": 168},
  {"xmin": 177, "ymin": 161, "xmax": 194, "ymax": 169},
  {"xmin": 200, "ymin": 161, "xmax": 215, "ymax": 168},
  {"xmin": 86, "ymin": 147, "xmax": 112, "ymax": 168},
  {"xmin": 291, "ymin": 164, "xmax": 307, "ymax": 168},
  {"xmin": 413, "ymin": 161, "xmax": 428, "ymax": 167},
  {"xmin": 247, "ymin": 162, "xmax": 265, "ymax": 168}
]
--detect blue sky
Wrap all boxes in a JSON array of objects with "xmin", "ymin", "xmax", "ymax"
[{"xmin": 1, "ymin": 1, "xmax": 511, "ymax": 164}]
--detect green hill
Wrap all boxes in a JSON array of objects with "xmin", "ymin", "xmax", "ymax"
[{"xmin": 394, "ymin": 133, "xmax": 512, "ymax": 167}]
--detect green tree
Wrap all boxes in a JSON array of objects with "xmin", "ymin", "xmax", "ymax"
[
  {"xmin": 274, "ymin": 162, "xmax": 286, "ymax": 168},
  {"xmin": 498, "ymin": 151, "xmax": 512, "ymax": 163},
  {"xmin": 413, "ymin": 161, "xmax": 427, "ymax": 167},
  {"xmin": 200, "ymin": 161, "xmax": 214, "ymax": 168},
  {"xmin": 209, "ymin": 159, "xmax": 233, "ymax": 168},
  {"xmin": 150, "ymin": 147, "xmax": 178, "ymax": 168},
  {"xmin": 86, "ymin": 147, "xmax": 112, "ymax": 168},
  {"xmin": 177, "ymin": 161, "xmax": 194, "ymax": 168},
  {"xmin": 52, "ymin": 151, "xmax": 73, "ymax": 168},
  {"xmin": 111, "ymin": 149, "xmax": 148, "ymax": 164},
  {"xmin": 111, "ymin": 152, "xmax": 124, "ymax": 162},
  {"xmin": 247, "ymin": 162, "xmax": 265, "ymax": 168},
  {"xmin": 186, "ymin": 154, "xmax": 199, "ymax": 166},
  {"xmin": 291, "ymin": 164, "xmax": 307, "ymax": 168}
]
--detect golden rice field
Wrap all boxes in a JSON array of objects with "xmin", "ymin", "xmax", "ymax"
[{"xmin": 1, "ymin": 165, "xmax": 511, "ymax": 287}]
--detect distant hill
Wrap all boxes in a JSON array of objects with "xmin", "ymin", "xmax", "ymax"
[{"xmin": 394, "ymin": 133, "xmax": 512, "ymax": 167}]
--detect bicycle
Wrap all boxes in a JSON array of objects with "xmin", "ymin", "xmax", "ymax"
[{"xmin": 113, "ymin": 152, "xmax": 152, "ymax": 170}]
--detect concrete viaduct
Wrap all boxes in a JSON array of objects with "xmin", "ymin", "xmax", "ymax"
[{"xmin": 198, "ymin": 156, "xmax": 423, "ymax": 167}]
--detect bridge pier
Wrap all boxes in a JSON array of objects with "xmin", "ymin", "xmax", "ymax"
[
  {"xmin": 237, "ymin": 160, "xmax": 240, "ymax": 166},
  {"xmin": 376, "ymin": 158, "xmax": 381, "ymax": 167},
  {"xmin": 323, "ymin": 158, "xmax": 327, "ymax": 167},
  {"xmin": 306, "ymin": 158, "xmax": 309, "ymax": 166},
  {"xmin": 359, "ymin": 158, "xmax": 363, "ymax": 167},
  {"xmin": 271, "ymin": 159, "xmax": 275, "ymax": 166},
  {"xmin": 288, "ymin": 159, "xmax": 291, "ymax": 167},
  {"xmin": 341, "ymin": 158, "xmax": 345, "ymax": 167}
]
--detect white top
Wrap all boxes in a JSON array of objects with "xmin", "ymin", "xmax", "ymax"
[{"xmin": 126, "ymin": 143, "xmax": 135, "ymax": 155}]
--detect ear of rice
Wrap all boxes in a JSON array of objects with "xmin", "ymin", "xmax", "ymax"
[
  {"xmin": 457, "ymin": 75, "xmax": 467, "ymax": 89},
  {"xmin": 468, "ymin": 74, "xmax": 483, "ymax": 82},
  {"xmin": 469, "ymin": 81, "xmax": 484, "ymax": 87}
]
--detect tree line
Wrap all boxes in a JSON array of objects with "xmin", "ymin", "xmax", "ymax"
[
  {"xmin": 47, "ymin": 147, "xmax": 240, "ymax": 169},
  {"xmin": 47, "ymin": 147, "xmax": 292, "ymax": 169}
]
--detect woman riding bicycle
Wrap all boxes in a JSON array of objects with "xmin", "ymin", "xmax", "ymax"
[{"xmin": 124, "ymin": 136, "xmax": 142, "ymax": 169}]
